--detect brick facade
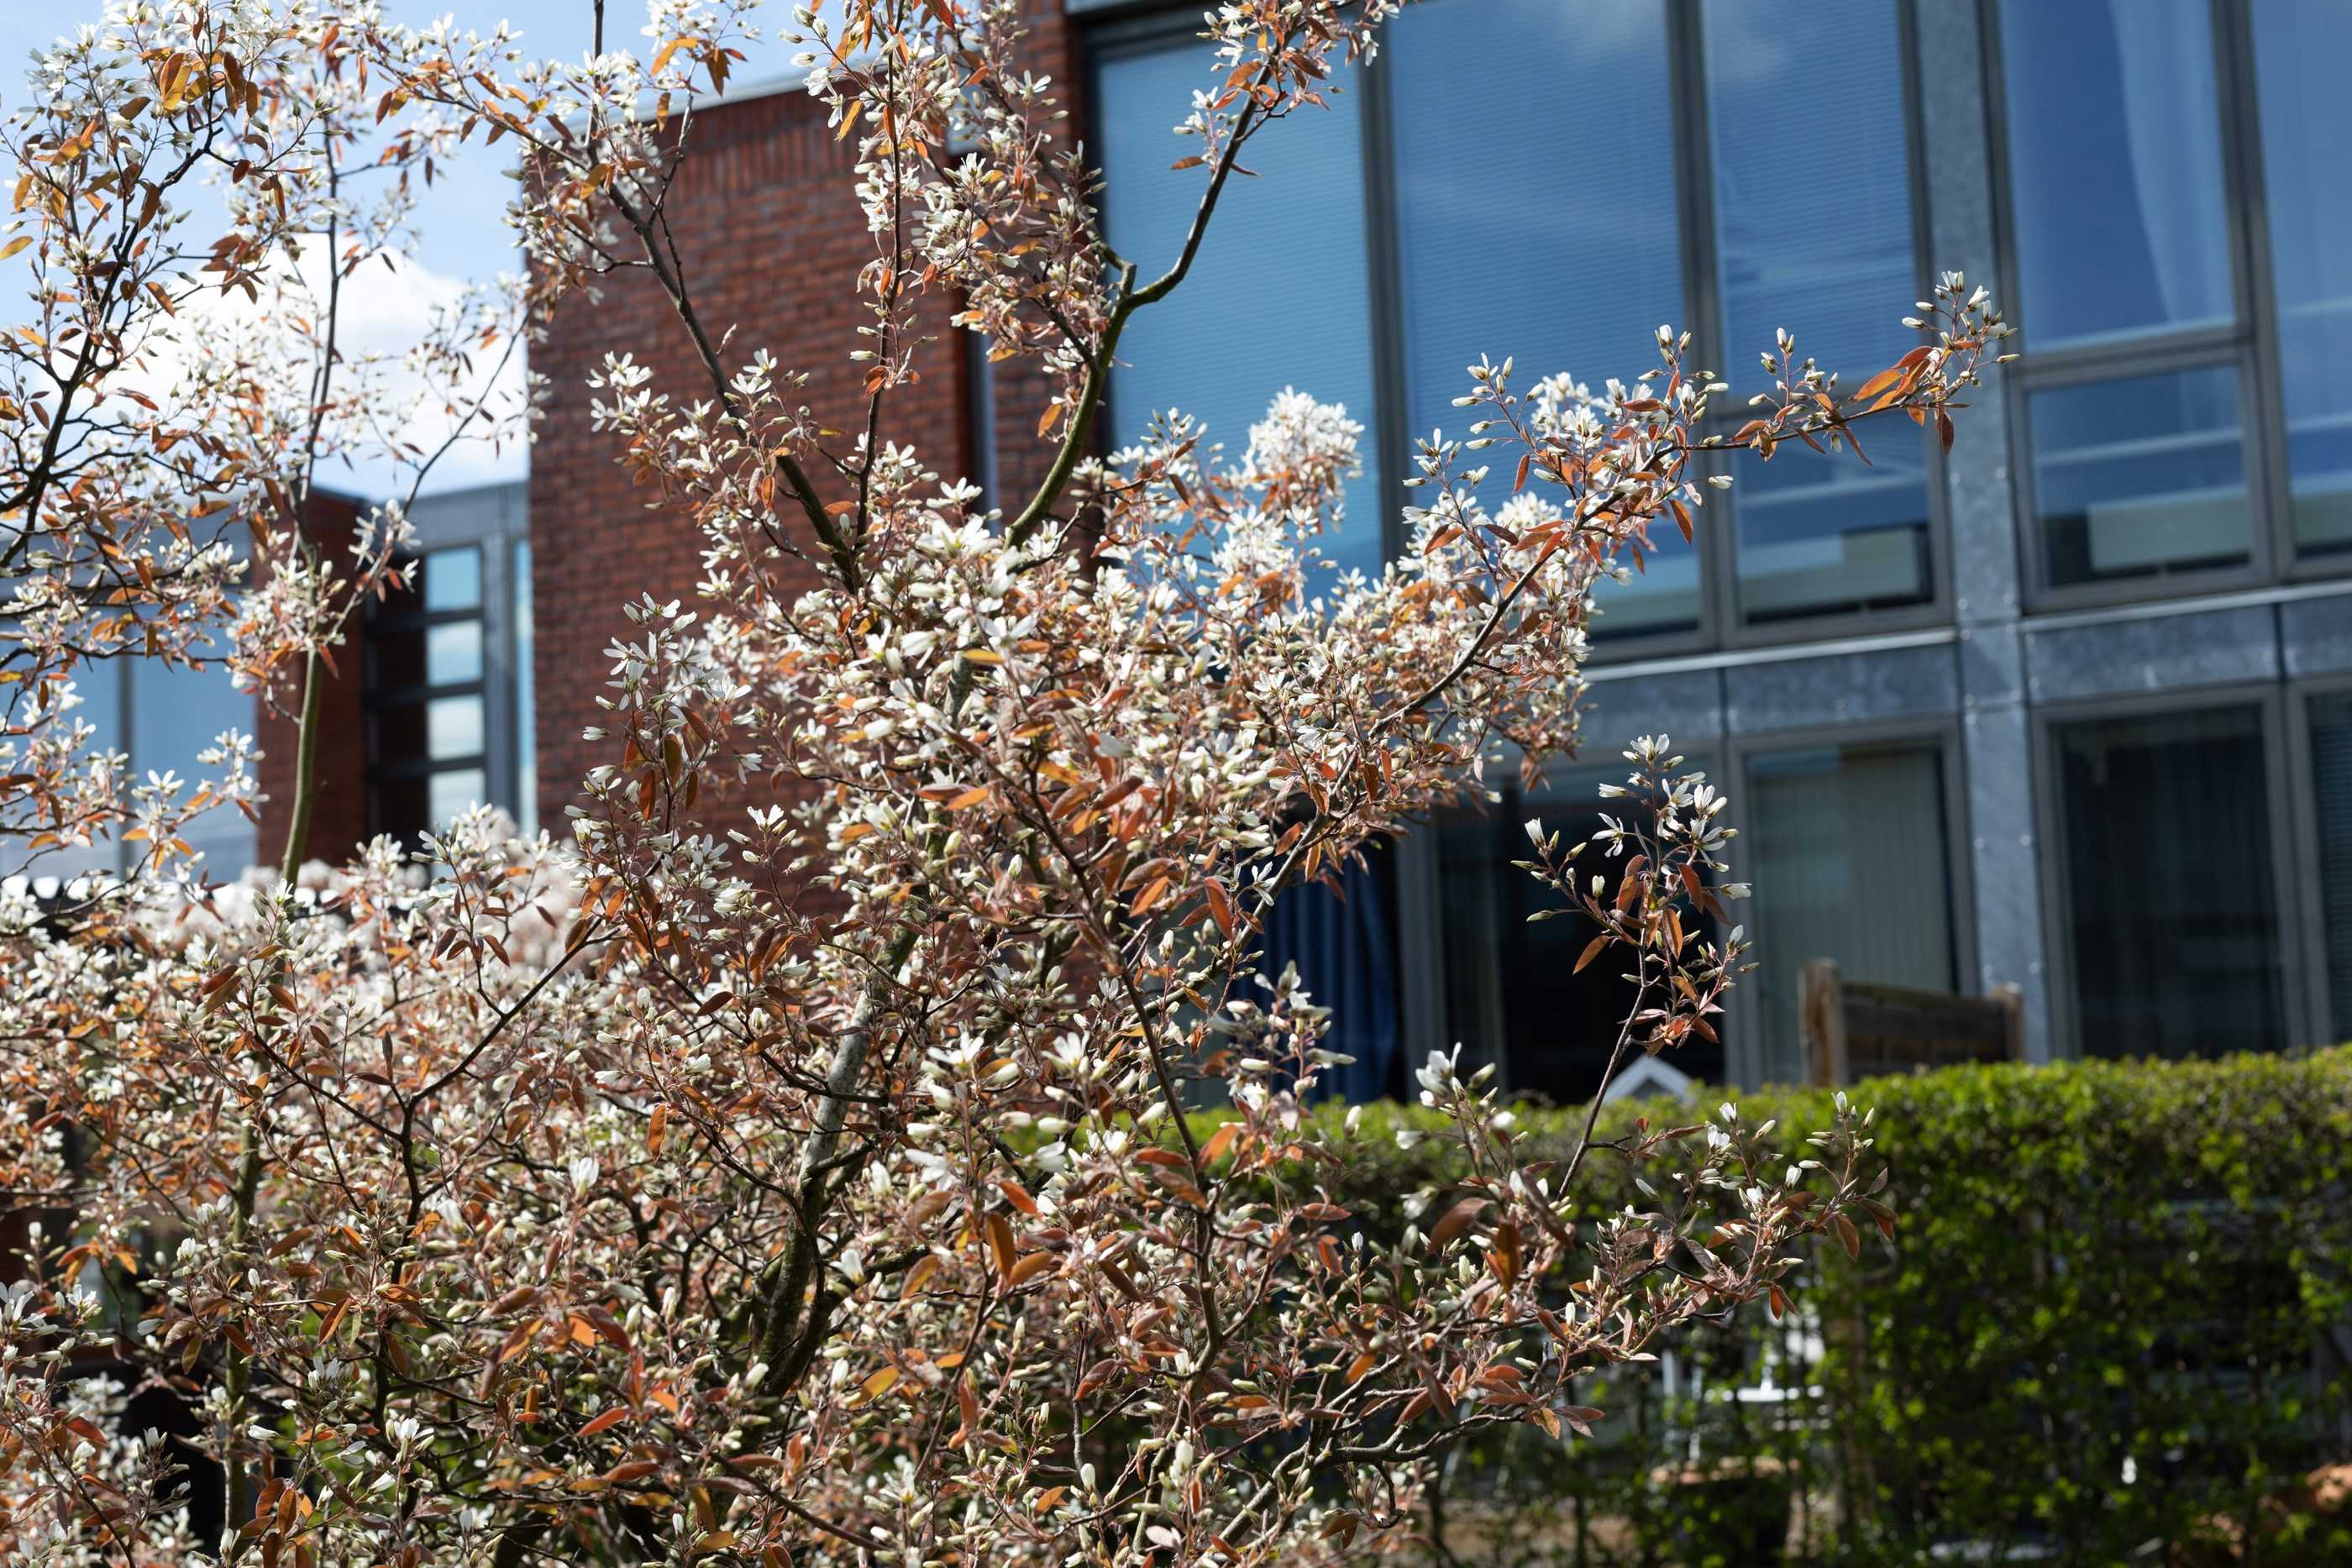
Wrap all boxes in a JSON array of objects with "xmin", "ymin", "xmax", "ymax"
[
  {"xmin": 255, "ymin": 489, "xmax": 371, "ymax": 873},
  {"xmin": 525, "ymin": 8, "xmax": 1080, "ymax": 835}
]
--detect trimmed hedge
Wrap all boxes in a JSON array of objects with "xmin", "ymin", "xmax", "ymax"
[{"xmin": 1275, "ymin": 1048, "xmax": 2352, "ymax": 1565}]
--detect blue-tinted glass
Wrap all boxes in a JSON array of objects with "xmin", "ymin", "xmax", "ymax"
[
  {"xmin": 428, "ymin": 695, "xmax": 484, "ymax": 760},
  {"xmin": 423, "ymin": 546, "xmax": 481, "ymax": 613},
  {"xmin": 1734, "ymin": 431, "xmax": 1931, "ymax": 622},
  {"xmin": 1391, "ymin": 0, "xmax": 1685, "ymax": 637},
  {"xmin": 129, "ymin": 655, "xmax": 257, "ymax": 872},
  {"xmin": 428, "ymin": 767, "xmax": 488, "ymax": 827},
  {"xmin": 1705, "ymin": 0, "xmax": 1931, "ymax": 623},
  {"xmin": 1998, "ymin": 0, "xmax": 2232, "ymax": 349},
  {"xmin": 2253, "ymin": 0, "xmax": 2352, "ymax": 553},
  {"xmin": 1704, "ymin": 0, "xmax": 1916, "ymax": 383},
  {"xmin": 1390, "ymin": 0, "xmax": 1679, "ymax": 438},
  {"xmin": 72, "ymin": 660, "xmax": 124, "ymax": 756},
  {"xmin": 2030, "ymin": 366, "xmax": 2250, "ymax": 586},
  {"xmin": 426, "ymin": 621, "xmax": 482, "ymax": 685},
  {"xmin": 1593, "ymin": 523, "xmax": 1700, "ymax": 639},
  {"xmin": 1095, "ymin": 36, "xmax": 1384, "ymax": 579},
  {"xmin": 513, "ymin": 539, "xmax": 536, "ymax": 836}
]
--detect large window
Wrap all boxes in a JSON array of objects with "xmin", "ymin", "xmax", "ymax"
[
  {"xmin": 2050, "ymin": 705, "xmax": 2287, "ymax": 1059},
  {"xmin": 2029, "ymin": 367, "xmax": 2254, "ymax": 586},
  {"xmin": 1740, "ymin": 738, "xmax": 1957, "ymax": 1083},
  {"xmin": 512, "ymin": 539, "xmax": 538, "ymax": 838},
  {"xmin": 1999, "ymin": 0, "xmax": 2233, "ymax": 351},
  {"xmin": 1094, "ymin": 29, "xmax": 1386, "ymax": 580},
  {"xmin": 1703, "ymin": 0, "xmax": 1935, "ymax": 627},
  {"xmin": 1995, "ymin": 0, "xmax": 2352, "ymax": 597},
  {"xmin": 1389, "ymin": 0, "xmax": 1694, "ymax": 635}
]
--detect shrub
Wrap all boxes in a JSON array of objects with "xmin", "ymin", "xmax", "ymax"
[{"xmin": 1271, "ymin": 1049, "xmax": 2352, "ymax": 1565}]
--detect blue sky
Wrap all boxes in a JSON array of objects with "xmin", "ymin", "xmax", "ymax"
[{"xmin": 0, "ymin": 3, "xmax": 819, "ymax": 492}]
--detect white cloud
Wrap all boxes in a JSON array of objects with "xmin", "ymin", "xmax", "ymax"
[{"xmin": 131, "ymin": 235, "xmax": 528, "ymax": 506}]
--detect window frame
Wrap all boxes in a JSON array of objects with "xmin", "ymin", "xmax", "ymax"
[
  {"xmin": 1722, "ymin": 714, "xmax": 1977, "ymax": 1085},
  {"xmin": 1685, "ymin": 0, "xmax": 1956, "ymax": 653},
  {"xmin": 1983, "ymin": 0, "xmax": 2331, "ymax": 612},
  {"xmin": 2029, "ymin": 682, "xmax": 2315, "ymax": 1058}
]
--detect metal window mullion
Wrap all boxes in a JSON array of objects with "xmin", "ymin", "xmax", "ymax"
[
  {"xmin": 480, "ymin": 538, "xmax": 516, "ymax": 824},
  {"xmin": 1668, "ymin": 0, "xmax": 1733, "ymax": 653},
  {"xmin": 2215, "ymin": 0, "xmax": 2300, "ymax": 585}
]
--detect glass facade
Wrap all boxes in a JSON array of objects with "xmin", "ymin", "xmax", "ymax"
[
  {"xmin": 1068, "ymin": 0, "xmax": 2352, "ymax": 1081},
  {"xmin": 370, "ymin": 545, "xmax": 495, "ymax": 845},
  {"xmin": 1997, "ymin": 0, "xmax": 2234, "ymax": 351}
]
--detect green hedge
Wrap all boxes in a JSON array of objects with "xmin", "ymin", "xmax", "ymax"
[{"xmin": 1279, "ymin": 1048, "xmax": 2352, "ymax": 1565}]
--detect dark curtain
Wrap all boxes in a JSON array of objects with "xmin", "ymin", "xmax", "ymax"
[
  {"xmin": 2060, "ymin": 706, "xmax": 2286, "ymax": 1059},
  {"xmin": 1258, "ymin": 856, "xmax": 1401, "ymax": 1103}
]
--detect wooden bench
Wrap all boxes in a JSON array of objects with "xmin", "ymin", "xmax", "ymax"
[{"xmin": 1798, "ymin": 959, "xmax": 2024, "ymax": 1088}]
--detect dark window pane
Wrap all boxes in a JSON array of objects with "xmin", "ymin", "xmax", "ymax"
[
  {"xmin": 375, "ymin": 621, "xmax": 426, "ymax": 689},
  {"xmin": 2252, "ymin": 0, "xmax": 2352, "ymax": 553},
  {"xmin": 375, "ymin": 700, "xmax": 427, "ymax": 765},
  {"xmin": 1389, "ymin": 0, "xmax": 1680, "ymax": 439},
  {"xmin": 2029, "ymin": 366, "xmax": 2251, "ymax": 586},
  {"xmin": 1255, "ymin": 850, "xmax": 1403, "ymax": 1103},
  {"xmin": 1436, "ymin": 772, "xmax": 1725, "ymax": 1104},
  {"xmin": 1997, "ymin": 0, "xmax": 2233, "ymax": 349},
  {"xmin": 2055, "ymin": 706, "xmax": 2285, "ymax": 1059},
  {"xmin": 375, "ymin": 774, "xmax": 428, "ymax": 845},
  {"xmin": 2310, "ymin": 695, "xmax": 2352, "ymax": 1036},
  {"xmin": 422, "ymin": 545, "xmax": 482, "ymax": 614},
  {"xmin": 1734, "ymin": 430, "xmax": 1932, "ymax": 623},
  {"xmin": 1704, "ymin": 0, "xmax": 1917, "ymax": 384},
  {"xmin": 1095, "ymin": 36, "xmax": 1384, "ymax": 578},
  {"xmin": 1744, "ymin": 742, "xmax": 1955, "ymax": 1083}
]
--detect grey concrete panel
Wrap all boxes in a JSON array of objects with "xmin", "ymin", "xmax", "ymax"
[
  {"xmin": 2281, "ymin": 590, "xmax": 2352, "ymax": 678},
  {"xmin": 2024, "ymin": 606, "xmax": 2278, "ymax": 704},
  {"xmin": 1724, "ymin": 642, "xmax": 1959, "ymax": 734}
]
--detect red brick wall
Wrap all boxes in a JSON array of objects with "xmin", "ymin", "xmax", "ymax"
[
  {"xmin": 525, "ymin": 9, "xmax": 1083, "ymax": 835},
  {"xmin": 255, "ymin": 490, "xmax": 372, "ymax": 873}
]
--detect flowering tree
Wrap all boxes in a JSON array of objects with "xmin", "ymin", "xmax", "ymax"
[{"xmin": 0, "ymin": 1, "xmax": 2009, "ymax": 1563}]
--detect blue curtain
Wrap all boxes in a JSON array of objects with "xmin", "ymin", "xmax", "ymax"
[{"xmin": 1257, "ymin": 858, "xmax": 1399, "ymax": 1103}]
